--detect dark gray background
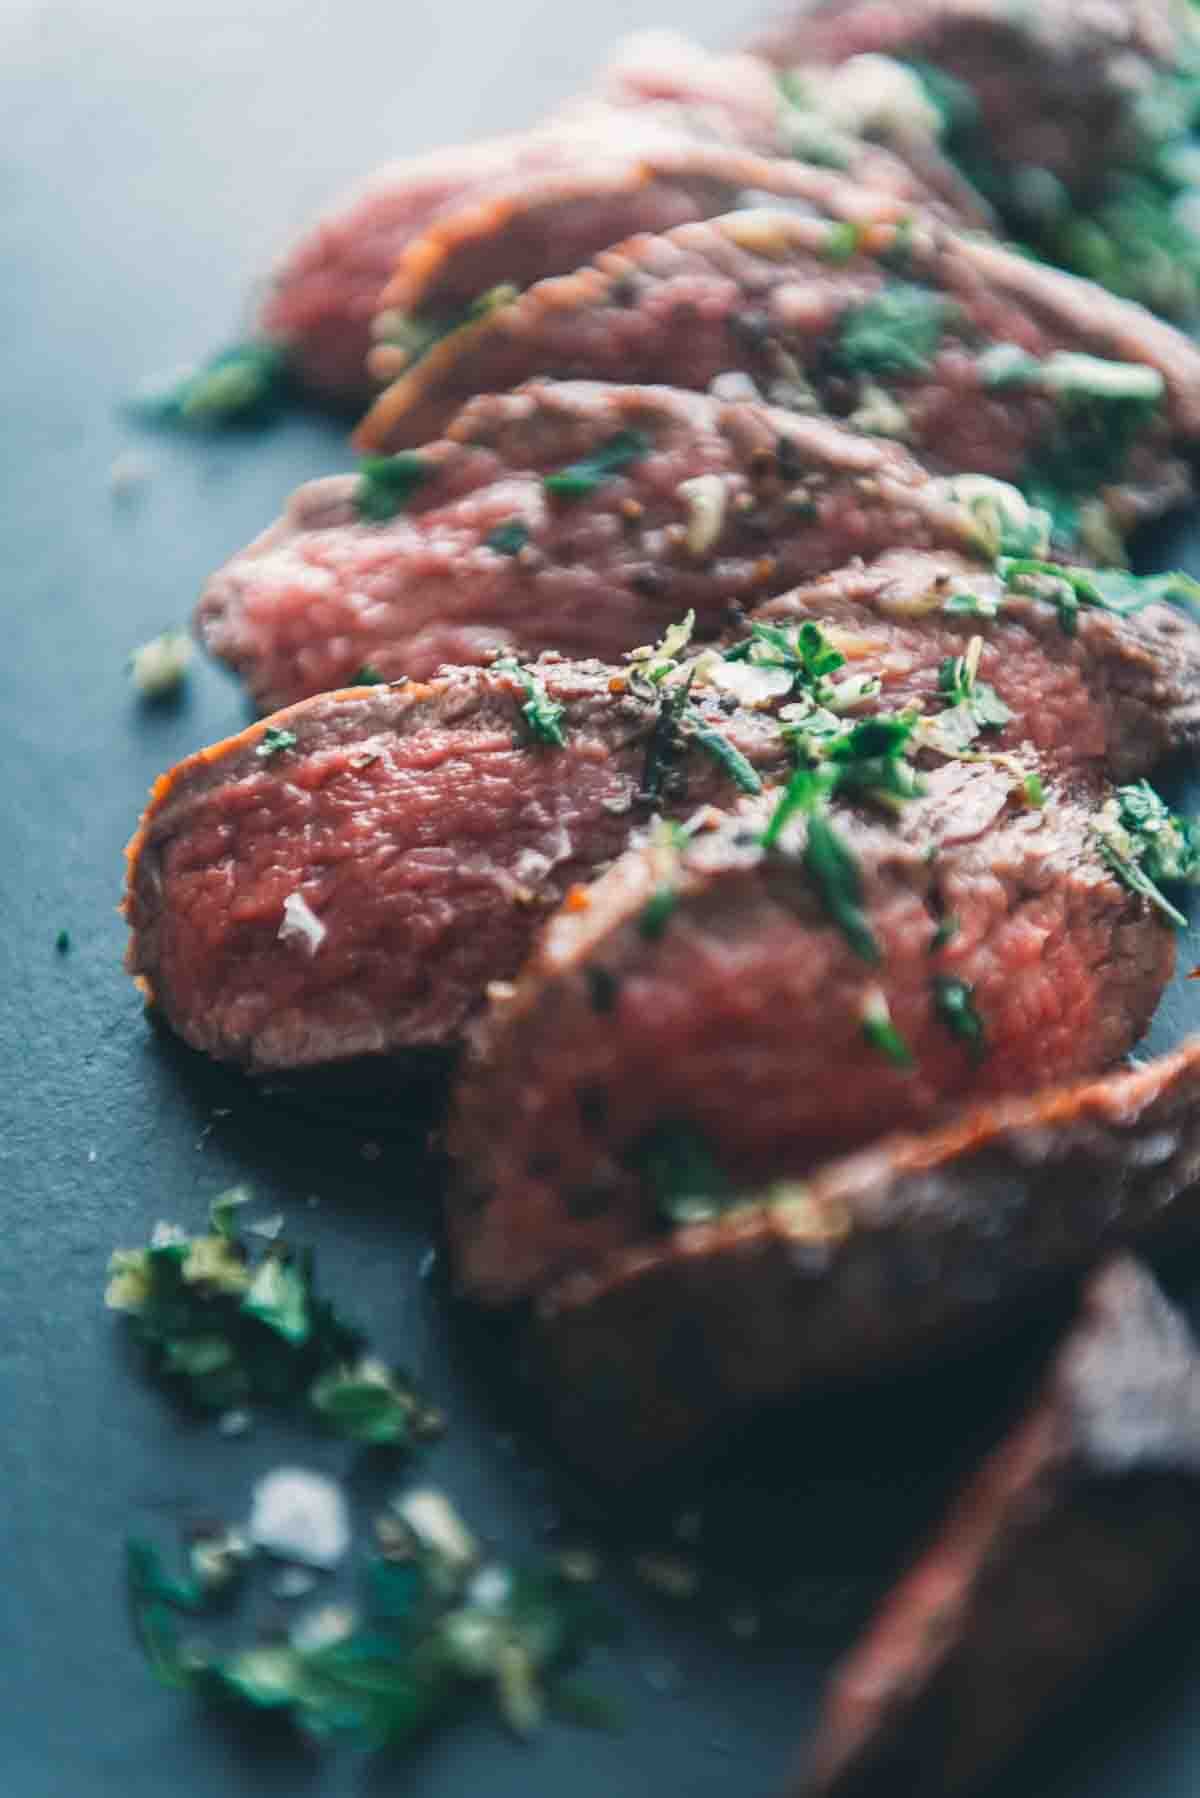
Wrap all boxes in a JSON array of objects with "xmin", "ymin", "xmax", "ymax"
[{"xmin": 5, "ymin": 2, "xmax": 1200, "ymax": 1794}]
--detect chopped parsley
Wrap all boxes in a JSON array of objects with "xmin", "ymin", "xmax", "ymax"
[
  {"xmin": 930, "ymin": 912, "xmax": 959, "ymax": 952},
  {"xmin": 543, "ymin": 430, "xmax": 649, "ymax": 499},
  {"xmin": 492, "ymin": 657, "xmax": 567, "ymax": 748},
  {"xmin": 823, "ymin": 221, "xmax": 861, "ymax": 263},
  {"xmin": 638, "ymin": 886, "xmax": 677, "ymax": 941},
  {"xmin": 944, "ymin": 590, "xmax": 1000, "ymax": 619},
  {"xmin": 627, "ymin": 611, "xmax": 696, "ymax": 688},
  {"xmin": 1092, "ymin": 780, "xmax": 1200, "ymax": 928},
  {"xmin": 55, "ymin": 928, "xmax": 70, "ymax": 954},
  {"xmin": 930, "ymin": 636, "xmax": 1013, "ymax": 749},
  {"xmin": 355, "ymin": 453, "xmax": 430, "ymax": 522},
  {"xmin": 129, "ymin": 340, "xmax": 294, "ymax": 430},
  {"xmin": 804, "ymin": 807, "xmax": 881, "ymax": 965},
  {"xmin": 995, "ymin": 558, "xmax": 1200, "ymax": 636},
  {"xmin": 127, "ymin": 1491, "xmax": 613, "ymax": 1748},
  {"xmin": 633, "ymin": 1121, "xmax": 733, "ymax": 1227},
  {"xmin": 255, "ymin": 725, "xmax": 298, "ymax": 759},
  {"xmin": 353, "ymin": 664, "xmax": 386, "ymax": 684},
  {"xmin": 860, "ymin": 988, "xmax": 913, "ymax": 1068},
  {"xmin": 486, "ymin": 518, "xmax": 531, "ymax": 557},
  {"xmin": 933, "ymin": 975, "xmax": 986, "ymax": 1058},
  {"xmin": 1023, "ymin": 772, "xmax": 1046, "ymax": 809},
  {"xmin": 682, "ymin": 713, "xmax": 763, "ymax": 795},
  {"xmin": 106, "ymin": 1192, "xmax": 435, "ymax": 1445},
  {"xmin": 639, "ymin": 675, "xmax": 691, "ymax": 806},
  {"xmin": 836, "ymin": 283, "xmax": 955, "ymax": 377}
]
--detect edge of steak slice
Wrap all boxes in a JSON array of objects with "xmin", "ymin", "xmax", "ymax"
[
  {"xmin": 749, "ymin": 0, "xmax": 1185, "ymax": 197},
  {"xmin": 122, "ymin": 662, "xmax": 789, "ymax": 1073},
  {"xmin": 371, "ymin": 137, "xmax": 966, "ymax": 345},
  {"xmin": 795, "ymin": 1253, "xmax": 1200, "ymax": 1797},
  {"xmin": 197, "ymin": 381, "xmax": 992, "ymax": 713},
  {"xmin": 750, "ymin": 547, "xmax": 1200, "ymax": 782},
  {"xmin": 354, "ymin": 208, "xmax": 1200, "ymax": 559},
  {"xmin": 445, "ymin": 767, "xmax": 1175, "ymax": 1303},
  {"xmin": 533, "ymin": 1046, "xmax": 1200, "ymax": 1476}
]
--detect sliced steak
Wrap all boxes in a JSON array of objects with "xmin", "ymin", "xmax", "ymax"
[
  {"xmin": 354, "ymin": 208, "xmax": 1200, "ymax": 558},
  {"xmin": 797, "ymin": 1255, "xmax": 1200, "ymax": 1797},
  {"xmin": 446, "ymin": 768, "xmax": 1176, "ymax": 1303},
  {"xmin": 751, "ymin": 548, "xmax": 1200, "ymax": 782},
  {"xmin": 197, "ymin": 382, "xmax": 995, "ymax": 713},
  {"xmin": 122, "ymin": 662, "xmax": 789, "ymax": 1073},
  {"xmin": 368, "ymin": 143, "xmax": 969, "ymax": 388},
  {"xmin": 750, "ymin": 0, "xmax": 1185, "ymax": 200},
  {"xmin": 534, "ymin": 1046, "xmax": 1200, "ymax": 1475}
]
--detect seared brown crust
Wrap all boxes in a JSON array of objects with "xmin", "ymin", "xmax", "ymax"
[
  {"xmin": 121, "ymin": 662, "xmax": 791, "ymax": 1072},
  {"xmin": 796, "ymin": 1254, "xmax": 1200, "ymax": 1796},
  {"xmin": 533, "ymin": 1048, "xmax": 1200, "ymax": 1477},
  {"xmin": 355, "ymin": 211, "xmax": 1200, "ymax": 555},
  {"xmin": 446, "ymin": 770, "xmax": 1176, "ymax": 1304}
]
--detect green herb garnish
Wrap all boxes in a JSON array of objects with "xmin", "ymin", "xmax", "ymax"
[
  {"xmin": 837, "ymin": 282, "xmax": 954, "ymax": 376},
  {"xmin": 1023, "ymin": 773, "xmax": 1046, "ymax": 809},
  {"xmin": 638, "ymin": 886, "xmax": 677, "ymax": 941},
  {"xmin": 639, "ymin": 674, "xmax": 691, "ymax": 806},
  {"xmin": 486, "ymin": 519, "xmax": 530, "ymax": 557},
  {"xmin": 55, "ymin": 928, "xmax": 70, "ymax": 954},
  {"xmin": 106, "ymin": 1194, "xmax": 430, "ymax": 1444},
  {"xmin": 932, "ymin": 636, "xmax": 1013, "ymax": 747},
  {"xmin": 995, "ymin": 558, "xmax": 1200, "ymax": 635},
  {"xmin": 355, "ymin": 453, "xmax": 430, "ymax": 522},
  {"xmin": 492, "ymin": 657, "xmax": 567, "ymax": 748},
  {"xmin": 824, "ymin": 221, "xmax": 860, "ymax": 262},
  {"xmin": 543, "ymin": 430, "xmax": 649, "ymax": 499},
  {"xmin": 129, "ymin": 340, "xmax": 294, "ymax": 430},
  {"xmin": 805, "ymin": 808, "xmax": 881, "ymax": 964},
  {"xmin": 353, "ymin": 664, "xmax": 386, "ymax": 684},
  {"xmin": 255, "ymin": 726, "xmax": 298, "ymax": 759},
  {"xmin": 127, "ymin": 1493, "xmax": 613, "ymax": 1748},
  {"xmin": 633, "ymin": 1121, "xmax": 733, "ymax": 1226},
  {"xmin": 860, "ymin": 988, "xmax": 913, "ymax": 1068},
  {"xmin": 1092, "ymin": 780, "xmax": 1200, "ymax": 928},
  {"xmin": 682, "ymin": 712, "xmax": 763, "ymax": 795},
  {"xmin": 933, "ymin": 975, "xmax": 986, "ymax": 1058},
  {"xmin": 930, "ymin": 912, "xmax": 959, "ymax": 952}
]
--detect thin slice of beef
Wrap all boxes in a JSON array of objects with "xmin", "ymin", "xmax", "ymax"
[
  {"xmin": 354, "ymin": 208, "xmax": 1200, "ymax": 558},
  {"xmin": 796, "ymin": 1255, "xmax": 1200, "ymax": 1797},
  {"xmin": 533, "ymin": 1046, "xmax": 1200, "ymax": 1475},
  {"xmin": 122, "ymin": 661, "xmax": 789, "ymax": 1073},
  {"xmin": 750, "ymin": 0, "xmax": 1185, "ymax": 200},
  {"xmin": 749, "ymin": 547, "xmax": 1200, "ymax": 782},
  {"xmin": 197, "ymin": 382, "xmax": 996, "ymax": 713},
  {"xmin": 368, "ymin": 141, "xmax": 969, "ymax": 384},
  {"xmin": 446, "ymin": 767, "xmax": 1176, "ymax": 1304}
]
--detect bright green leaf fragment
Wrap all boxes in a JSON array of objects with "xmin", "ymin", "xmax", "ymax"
[
  {"xmin": 932, "ymin": 636, "xmax": 1013, "ymax": 748},
  {"xmin": 543, "ymin": 430, "xmax": 650, "ymax": 499},
  {"xmin": 639, "ymin": 674, "xmax": 691, "ymax": 805},
  {"xmin": 129, "ymin": 340, "xmax": 294, "ymax": 430},
  {"xmin": 996, "ymin": 558, "xmax": 1200, "ymax": 635},
  {"xmin": 55, "ymin": 929, "xmax": 70, "ymax": 954},
  {"xmin": 1023, "ymin": 773, "xmax": 1046, "ymax": 809},
  {"xmin": 106, "ymin": 1198, "xmax": 430, "ymax": 1441},
  {"xmin": 355, "ymin": 453, "xmax": 431, "ymax": 522},
  {"xmin": 837, "ymin": 282, "xmax": 955, "ymax": 376},
  {"xmin": 353, "ymin": 663, "xmax": 386, "ymax": 684},
  {"xmin": 255, "ymin": 726, "xmax": 297, "ymax": 759},
  {"xmin": 805, "ymin": 809, "xmax": 882, "ymax": 964},
  {"xmin": 1092, "ymin": 779, "xmax": 1200, "ymax": 929},
  {"xmin": 485, "ymin": 518, "xmax": 530, "ymax": 557},
  {"xmin": 682, "ymin": 710, "xmax": 763, "ymax": 795},
  {"xmin": 127, "ymin": 1489, "xmax": 615, "ymax": 1751},
  {"xmin": 634, "ymin": 1121, "xmax": 734, "ymax": 1226},
  {"xmin": 860, "ymin": 988, "xmax": 914, "ymax": 1069},
  {"xmin": 491, "ymin": 657, "xmax": 567, "ymax": 748},
  {"xmin": 933, "ymin": 974, "xmax": 986, "ymax": 1058},
  {"xmin": 638, "ymin": 886, "xmax": 677, "ymax": 941},
  {"xmin": 823, "ymin": 221, "xmax": 860, "ymax": 262}
]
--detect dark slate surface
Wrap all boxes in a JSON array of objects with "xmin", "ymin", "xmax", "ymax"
[{"xmin": 5, "ymin": 3, "xmax": 1200, "ymax": 1795}]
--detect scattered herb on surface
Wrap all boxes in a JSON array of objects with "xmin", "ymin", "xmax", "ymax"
[
  {"xmin": 804, "ymin": 808, "xmax": 882, "ymax": 965},
  {"xmin": 129, "ymin": 341, "xmax": 294, "ymax": 430},
  {"xmin": 639, "ymin": 674, "xmax": 691, "ymax": 805},
  {"xmin": 485, "ymin": 519, "xmax": 531, "ymax": 557},
  {"xmin": 1023, "ymin": 772, "xmax": 1046, "ymax": 809},
  {"xmin": 491, "ymin": 657, "xmax": 567, "ymax": 749},
  {"xmin": 543, "ymin": 430, "xmax": 650, "ymax": 499},
  {"xmin": 823, "ymin": 221, "xmax": 860, "ymax": 263},
  {"xmin": 627, "ymin": 611, "xmax": 696, "ymax": 688},
  {"xmin": 931, "ymin": 636, "xmax": 1013, "ymax": 748},
  {"xmin": 930, "ymin": 912, "xmax": 959, "ymax": 952},
  {"xmin": 633, "ymin": 1121, "xmax": 733, "ymax": 1226},
  {"xmin": 353, "ymin": 664, "xmax": 386, "ymax": 685},
  {"xmin": 255, "ymin": 726, "xmax": 298, "ymax": 760},
  {"xmin": 836, "ymin": 282, "xmax": 954, "ymax": 376},
  {"xmin": 638, "ymin": 886, "xmax": 677, "ymax": 941},
  {"xmin": 55, "ymin": 929, "xmax": 70, "ymax": 954},
  {"xmin": 933, "ymin": 974, "xmax": 986, "ymax": 1058},
  {"xmin": 106, "ymin": 1192, "xmax": 433, "ymax": 1445},
  {"xmin": 1092, "ymin": 780, "xmax": 1200, "ymax": 928},
  {"xmin": 860, "ymin": 988, "xmax": 913, "ymax": 1069},
  {"xmin": 682, "ymin": 712, "xmax": 763, "ymax": 795},
  {"xmin": 126, "ymin": 1488, "xmax": 614, "ymax": 1749},
  {"xmin": 995, "ymin": 558, "xmax": 1200, "ymax": 635},
  {"xmin": 355, "ymin": 453, "xmax": 431, "ymax": 522}
]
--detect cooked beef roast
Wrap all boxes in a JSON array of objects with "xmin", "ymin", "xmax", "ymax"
[
  {"xmin": 259, "ymin": 34, "xmax": 955, "ymax": 408},
  {"xmin": 122, "ymin": 662, "xmax": 790, "ymax": 1072},
  {"xmin": 197, "ymin": 382, "xmax": 999, "ymax": 712},
  {"xmin": 446, "ymin": 768, "xmax": 1176, "ymax": 1303},
  {"xmin": 534, "ymin": 1047, "xmax": 1200, "ymax": 1475},
  {"xmin": 355, "ymin": 211, "xmax": 1200, "ymax": 561},
  {"xmin": 750, "ymin": 0, "xmax": 1186, "ymax": 200},
  {"xmin": 751, "ymin": 549, "xmax": 1200, "ymax": 782},
  {"xmin": 797, "ymin": 1255, "xmax": 1200, "ymax": 1797}
]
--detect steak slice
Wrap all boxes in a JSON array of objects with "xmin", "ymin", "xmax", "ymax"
[
  {"xmin": 354, "ymin": 208, "xmax": 1200, "ymax": 559},
  {"xmin": 796, "ymin": 1255, "xmax": 1200, "ymax": 1797},
  {"xmin": 749, "ymin": 0, "xmax": 1185, "ymax": 200},
  {"xmin": 750, "ymin": 547, "xmax": 1200, "ymax": 782},
  {"xmin": 122, "ymin": 662, "xmax": 789, "ymax": 1073},
  {"xmin": 446, "ymin": 767, "xmax": 1176, "ymax": 1303},
  {"xmin": 197, "ymin": 382, "xmax": 995, "ymax": 714},
  {"xmin": 534, "ymin": 1046, "xmax": 1200, "ymax": 1475}
]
